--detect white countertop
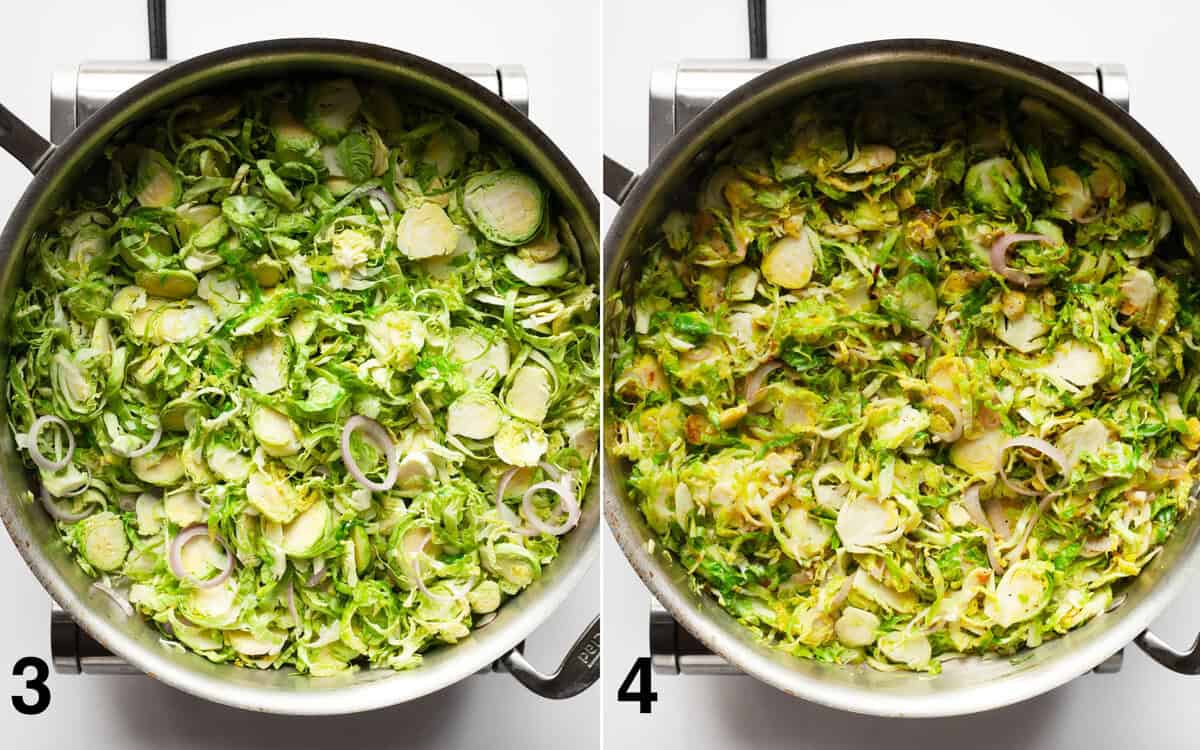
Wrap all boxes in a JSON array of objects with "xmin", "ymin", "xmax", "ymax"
[
  {"xmin": 0, "ymin": 2, "xmax": 599, "ymax": 748},
  {"xmin": 602, "ymin": 0, "xmax": 1200, "ymax": 747}
]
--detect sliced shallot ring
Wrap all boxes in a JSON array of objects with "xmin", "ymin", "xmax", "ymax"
[
  {"xmin": 28, "ymin": 415, "xmax": 75, "ymax": 472},
  {"xmin": 495, "ymin": 467, "xmax": 537, "ymax": 536},
  {"xmin": 521, "ymin": 480, "xmax": 581, "ymax": 536},
  {"xmin": 40, "ymin": 487, "xmax": 94, "ymax": 523},
  {"xmin": 307, "ymin": 561, "xmax": 328, "ymax": 587},
  {"xmin": 340, "ymin": 415, "xmax": 399, "ymax": 492},
  {"xmin": 168, "ymin": 525, "xmax": 234, "ymax": 589},
  {"xmin": 928, "ymin": 396, "xmax": 964, "ymax": 444},
  {"xmin": 989, "ymin": 233, "xmax": 1052, "ymax": 288},
  {"xmin": 745, "ymin": 360, "xmax": 783, "ymax": 403},
  {"xmin": 1000, "ymin": 436, "xmax": 1069, "ymax": 497},
  {"xmin": 962, "ymin": 484, "xmax": 1004, "ymax": 571},
  {"xmin": 92, "ymin": 581, "xmax": 134, "ymax": 617},
  {"xmin": 118, "ymin": 423, "xmax": 163, "ymax": 459},
  {"xmin": 984, "ymin": 498, "xmax": 1012, "ymax": 540},
  {"xmin": 367, "ymin": 188, "xmax": 397, "ymax": 214}
]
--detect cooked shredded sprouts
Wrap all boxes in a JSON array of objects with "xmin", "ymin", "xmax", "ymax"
[
  {"xmin": 610, "ymin": 83, "xmax": 1198, "ymax": 672},
  {"xmin": 8, "ymin": 78, "xmax": 597, "ymax": 675}
]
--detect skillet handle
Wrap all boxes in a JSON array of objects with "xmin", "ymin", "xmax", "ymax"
[
  {"xmin": 500, "ymin": 615, "xmax": 599, "ymax": 699},
  {"xmin": 0, "ymin": 102, "xmax": 54, "ymax": 174},
  {"xmin": 603, "ymin": 156, "xmax": 638, "ymax": 205},
  {"xmin": 1135, "ymin": 629, "xmax": 1200, "ymax": 674}
]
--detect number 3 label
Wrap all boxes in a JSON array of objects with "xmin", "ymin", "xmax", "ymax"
[{"xmin": 12, "ymin": 657, "xmax": 50, "ymax": 715}]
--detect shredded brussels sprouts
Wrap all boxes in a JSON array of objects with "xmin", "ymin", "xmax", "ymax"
[
  {"xmin": 8, "ymin": 78, "xmax": 598, "ymax": 675},
  {"xmin": 611, "ymin": 83, "xmax": 1198, "ymax": 672}
]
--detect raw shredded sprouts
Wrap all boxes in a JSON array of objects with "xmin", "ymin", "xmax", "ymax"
[
  {"xmin": 8, "ymin": 78, "xmax": 597, "ymax": 675},
  {"xmin": 611, "ymin": 83, "xmax": 1199, "ymax": 672}
]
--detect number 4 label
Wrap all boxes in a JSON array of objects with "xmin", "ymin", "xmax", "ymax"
[{"xmin": 616, "ymin": 657, "xmax": 658, "ymax": 713}]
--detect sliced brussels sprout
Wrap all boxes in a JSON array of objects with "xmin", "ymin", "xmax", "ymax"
[
  {"xmin": 494, "ymin": 419, "xmax": 548, "ymax": 467},
  {"xmin": 614, "ymin": 353, "xmax": 668, "ymax": 401},
  {"xmin": 169, "ymin": 614, "xmax": 224, "ymax": 652},
  {"xmin": 997, "ymin": 302, "xmax": 1049, "ymax": 353},
  {"xmin": 836, "ymin": 495, "xmax": 902, "ymax": 551},
  {"xmin": 423, "ymin": 128, "xmax": 466, "ymax": 177},
  {"xmin": 519, "ymin": 228, "xmax": 561, "ymax": 263},
  {"xmin": 450, "ymin": 331, "xmax": 510, "ymax": 381},
  {"xmin": 463, "ymin": 170, "xmax": 545, "ymax": 246},
  {"xmin": 330, "ymin": 227, "xmax": 374, "ymax": 269},
  {"xmin": 964, "ymin": 157, "xmax": 1022, "ymax": 216},
  {"xmin": 851, "ymin": 568, "xmax": 917, "ymax": 613},
  {"xmin": 984, "ymin": 560, "xmax": 1052, "ymax": 628},
  {"xmin": 395, "ymin": 451, "xmax": 436, "ymax": 494},
  {"xmin": 950, "ymin": 427, "xmax": 1007, "ymax": 476},
  {"xmin": 447, "ymin": 392, "xmax": 503, "ymax": 440},
  {"xmin": 243, "ymin": 333, "xmax": 289, "ymax": 395},
  {"xmin": 163, "ymin": 488, "xmax": 205, "ymax": 527},
  {"xmin": 207, "ymin": 443, "xmax": 251, "ymax": 483},
  {"xmin": 482, "ymin": 542, "xmax": 541, "ymax": 588},
  {"xmin": 251, "ymin": 407, "xmax": 302, "ymax": 457},
  {"xmin": 196, "ymin": 271, "xmax": 246, "ymax": 320},
  {"xmin": 134, "ymin": 149, "xmax": 181, "ymax": 208},
  {"xmin": 69, "ymin": 224, "xmax": 110, "ymax": 269},
  {"xmin": 834, "ymin": 606, "xmax": 880, "ymax": 647},
  {"xmin": 281, "ymin": 501, "xmax": 333, "ymax": 558},
  {"xmin": 761, "ymin": 228, "xmax": 817, "ymax": 289},
  {"xmin": 175, "ymin": 204, "xmax": 222, "ymax": 241},
  {"xmin": 51, "ymin": 351, "xmax": 98, "ymax": 415},
  {"xmin": 1039, "ymin": 340, "xmax": 1106, "ymax": 390},
  {"xmin": 250, "ymin": 257, "xmax": 286, "ymax": 288},
  {"xmin": 296, "ymin": 377, "xmax": 347, "ymax": 416},
  {"xmin": 775, "ymin": 387, "xmax": 822, "ymax": 432},
  {"xmin": 77, "ymin": 512, "xmax": 129, "ymax": 572},
  {"xmin": 468, "ymin": 579, "xmax": 502, "ymax": 614},
  {"xmin": 272, "ymin": 103, "xmax": 321, "ymax": 161},
  {"xmin": 135, "ymin": 269, "xmax": 198, "ymax": 299},
  {"xmin": 132, "ymin": 300, "xmax": 216, "ymax": 344},
  {"xmin": 397, "ymin": 203, "xmax": 459, "ymax": 260},
  {"xmin": 228, "ymin": 629, "xmax": 286, "ymax": 658},
  {"xmin": 365, "ymin": 311, "xmax": 425, "ymax": 370},
  {"xmin": 726, "ymin": 266, "xmax": 759, "ymax": 302},
  {"xmin": 245, "ymin": 469, "xmax": 302, "ymax": 524},
  {"xmin": 1120, "ymin": 268, "xmax": 1157, "ymax": 315},
  {"xmin": 360, "ymin": 83, "xmax": 404, "ymax": 131},
  {"xmin": 185, "ymin": 579, "xmax": 238, "ymax": 627},
  {"xmin": 888, "ymin": 273, "xmax": 937, "ymax": 329},
  {"xmin": 878, "ymin": 629, "xmax": 932, "ymax": 670},
  {"xmin": 178, "ymin": 533, "xmax": 225, "ymax": 579},
  {"xmin": 1048, "ymin": 165, "xmax": 1093, "ymax": 221},
  {"xmin": 304, "ymin": 79, "xmax": 362, "ymax": 142},
  {"xmin": 41, "ymin": 464, "xmax": 89, "ymax": 497},
  {"xmin": 868, "ymin": 403, "xmax": 930, "ymax": 450},
  {"xmin": 1057, "ymin": 418, "xmax": 1110, "ymax": 473},
  {"xmin": 779, "ymin": 507, "xmax": 831, "ymax": 560},
  {"xmin": 504, "ymin": 253, "xmax": 568, "ymax": 287},
  {"xmin": 118, "ymin": 231, "xmax": 171, "ymax": 272},
  {"xmin": 505, "ymin": 365, "xmax": 553, "ymax": 424},
  {"xmin": 135, "ymin": 492, "xmax": 164, "ymax": 536},
  {"xmin": 842, "ymin": 144, "xmax": 896, "ymax": 174},
  {"xmin": 222, "ymin": 195, "xmax": 277, "ymax": 229},
  {"xmin": 132, "ymin": 449, "xmax": 185, "ymax": 487}
]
